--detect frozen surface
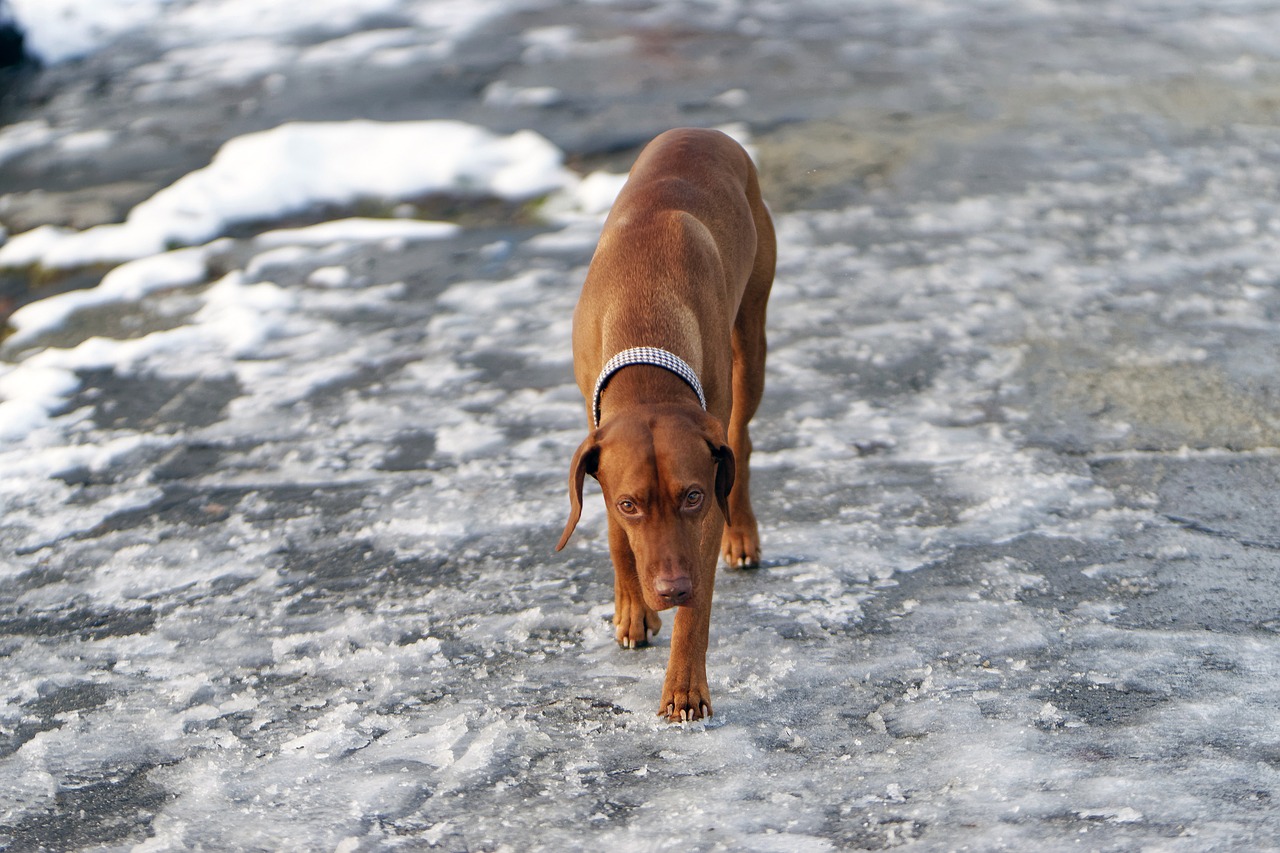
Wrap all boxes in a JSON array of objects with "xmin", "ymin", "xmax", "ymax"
[{"xmin": 3, "ymin": 0, "xmax": 1280, "ymax": 850}]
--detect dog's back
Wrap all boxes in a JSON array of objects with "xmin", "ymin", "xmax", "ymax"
[{"xmin": 571, "ymin": 128, "xmax": 772, "ymax": 416}]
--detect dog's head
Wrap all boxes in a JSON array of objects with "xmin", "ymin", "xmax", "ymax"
[{"xmin": 556, "ymin": 408, "xmax": 734, "ymax": 610}]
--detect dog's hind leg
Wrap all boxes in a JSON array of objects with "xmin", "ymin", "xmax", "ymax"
[{"xmin": 720, "ymin": 191, "xmax": 775, "ymax": 568}]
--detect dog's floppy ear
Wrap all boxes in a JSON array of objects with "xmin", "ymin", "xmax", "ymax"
[
  {"xmin": 556, "ymin": 433, "xmax": 601, "ymax": 551},
  {"xmin": 710, "ymin": 442, "xmax": 735, "ymax": 525},
  {"xmin": 696, "ymin": 413, "xmax": 735, "ymax": 524}
]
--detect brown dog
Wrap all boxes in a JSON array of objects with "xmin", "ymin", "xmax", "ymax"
[{"xmin": 556, "ymin": 128, "xmax": 775, "ymax": 722}]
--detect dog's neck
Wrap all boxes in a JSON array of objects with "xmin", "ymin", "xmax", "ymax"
[
  {"xmin": 593, "ymin": 347, "xmax": 706, "ymax": 427},
  {"xmin": 595, "ymin": 368, "xmax": 705, "ymax": 426}
]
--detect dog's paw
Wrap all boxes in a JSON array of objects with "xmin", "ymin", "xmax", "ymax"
[
  {"xmin": 720, "ymin": 523, "xmax": 760, "ymax": 569},
  {"xmin": 658, "ymin": 679, "xmax": 713, "ymax": 723},
  {"xmin": 614, "ymin": 600, "xmax": 661, "ymax": 649}
]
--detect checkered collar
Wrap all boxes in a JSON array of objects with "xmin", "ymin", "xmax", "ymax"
[{"xmin": 591, "ymin": 346, "xmax": 706, "ymax": 427}]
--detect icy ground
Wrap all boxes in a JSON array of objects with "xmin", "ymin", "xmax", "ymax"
[{"xmin": 3, "ymin": 0, "xmax": 1280, "ymax": 850}]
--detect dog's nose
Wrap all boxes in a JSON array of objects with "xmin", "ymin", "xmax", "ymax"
[{"xmin": 655, "ymin": 576, "xmax": 692, "ymax": 606}]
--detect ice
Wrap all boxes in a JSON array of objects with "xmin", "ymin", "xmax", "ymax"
[{"xmin": 3, "ymin": 0, "xmax": 1280, "ymax": 850}]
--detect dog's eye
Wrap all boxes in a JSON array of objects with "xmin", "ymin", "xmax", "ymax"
[
  {"xmin": 618, "ymin": 499, "xmax": 640, "ymax": 515},
  {"xmin": 684, "ymin": 490, "xmax": 704, "ymax": 509}
]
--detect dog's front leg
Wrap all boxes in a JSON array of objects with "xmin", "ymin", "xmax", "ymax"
[
  {"xmin": 660, "ymin": 578, "xmax": 715, "ymax": 721},
  {"xmin": 609, "ymin": 522, "xmax": 661, "ymax": 649}
]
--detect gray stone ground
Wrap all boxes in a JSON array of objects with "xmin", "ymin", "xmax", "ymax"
[{"xmin": 2, "ymin": 1, "xmax": 1280, "ymax": 850}]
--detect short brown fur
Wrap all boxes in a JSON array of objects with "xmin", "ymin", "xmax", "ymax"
[{"xmin": 556, "ymin": 128, "xmax": 775, "ymax": 722}]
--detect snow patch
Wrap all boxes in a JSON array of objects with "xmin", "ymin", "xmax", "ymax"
[
  {"xmin": 5, "ymin": 242, "xmax": 226, "ymax": 346},
  {"xmin": 7, "ymin": 0, "xmax": 171, "ymax": 63},
  {"xmin": 0, "ymin": 121, "xmax": 572, "ymax": 268}
]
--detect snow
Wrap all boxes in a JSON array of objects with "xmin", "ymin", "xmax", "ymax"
[
  {"xmin": 0, "ymin": 120, "xmax": 54, "ymax": 167},
  {"xmin": 7, "ymin": 0, "xmax": 525, "ymax": 65},
  {"xmin": 253, "ymin": 218, "xmax": 461, "ymax": 248},
  {"xmin": 483, "ymin": 80, "xmax": 564, "ymax": 108},
  {"xmin": 0, "ymin": 121, "xmax": 572, "ymax": 268},
  {"xmin": 7, "ymin": 0, "xmax": 173, "ymax": 64},
  {"xmin": 4, "ymin": 243, "xmax": 224, "ymax": 347},
  {"xmin": 3, "ymin": 0, "xmax": 1280, "ymax": 850}
]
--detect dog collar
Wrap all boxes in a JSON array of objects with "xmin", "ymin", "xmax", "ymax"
[{"xmin": 592, "ymin": 346, "xmax": 706, "ymax": 427}]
